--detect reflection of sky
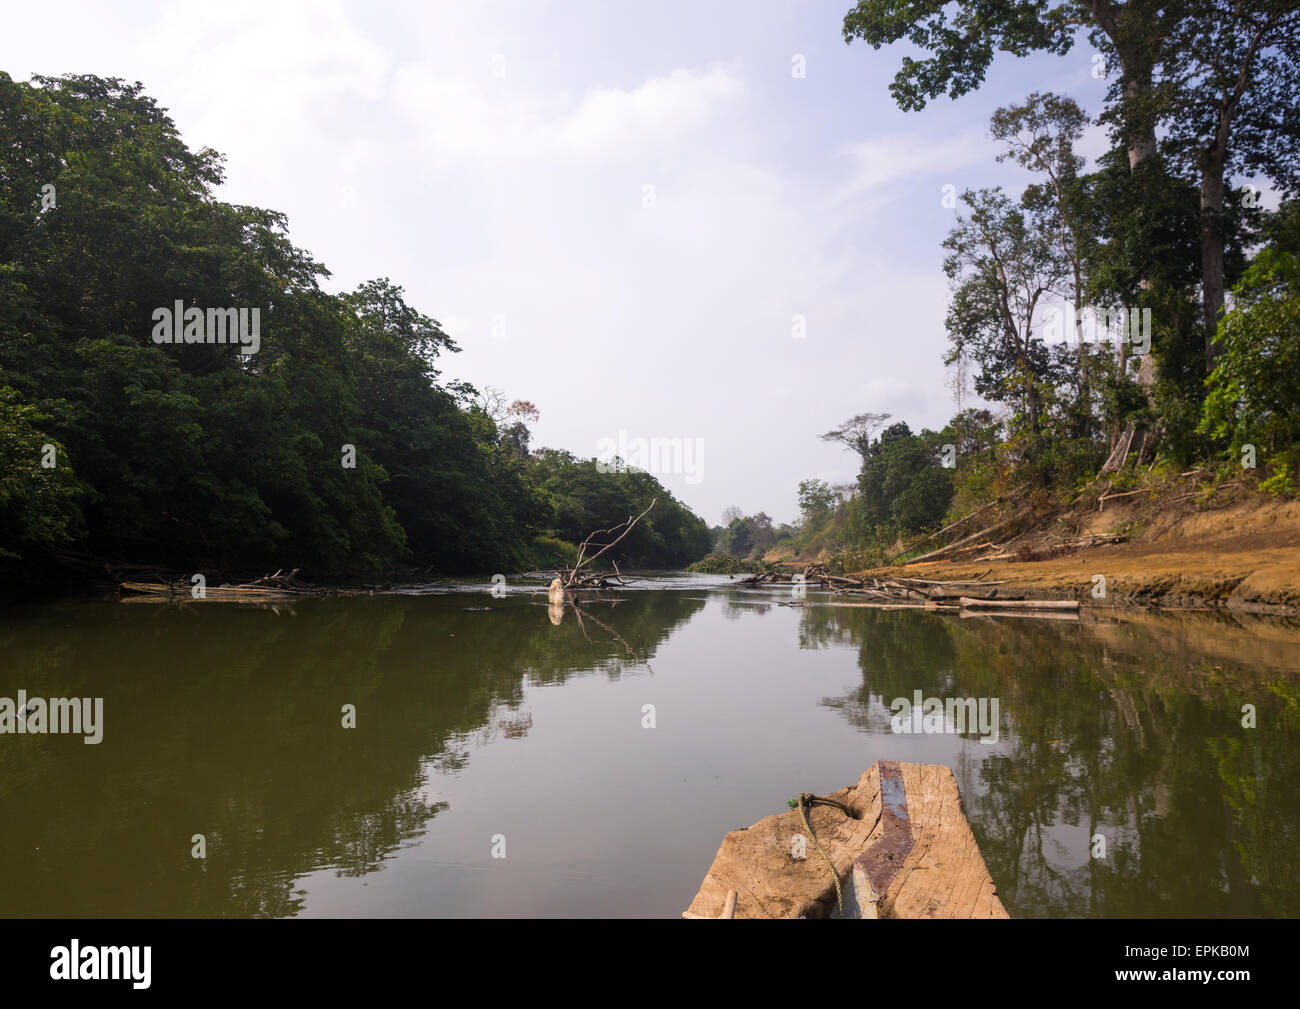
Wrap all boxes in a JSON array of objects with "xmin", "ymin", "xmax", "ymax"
[
  {"xmin": 305, "ymin": 592, "xmax": 1294, "ymax": 918},
  {"xmin": 5, "ymin": 586, "xmax": 1291, "ymax": 918},
  {"xmin": 293, "ymin": 590, "xmax": 1140, "ymax": 917}
]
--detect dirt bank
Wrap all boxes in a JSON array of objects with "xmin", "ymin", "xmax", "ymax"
[{"xmin": 858, "ymin": 492, "xmax": 1300, "ymax": 614}]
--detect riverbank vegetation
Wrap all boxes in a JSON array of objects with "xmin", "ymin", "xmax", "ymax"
[
  {"xmin": 762, "ymin": 4, "xmax": 1300, "ymax": 568},
  {"xmin": 0, "ymin": 73, "xmax": 710, "ymax": 593},
  {"xmin": 685, "ymin": 552, "xmax": 772, "ymax": 575}
]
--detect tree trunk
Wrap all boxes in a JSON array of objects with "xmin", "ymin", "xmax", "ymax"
[
  {"xmin": 1201, "ymin": 129, "xmax": 1229, "ymax": 370},
  {"xmin": 1112, "ymin": 42, "xmax": 1158, "ymax": 456},
  {"xmin": 1110, "ymin": 7, "xmax": 1159, "ymax": 386},
  {"xmin": 1200, "ymin": 171, "xmax": 1226, "ymax": 368},
  {"xmin": 1124, "ymin": 75, "xmax": 1158, "ymax": 171}
]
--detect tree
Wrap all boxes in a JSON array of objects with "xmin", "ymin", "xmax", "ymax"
[
  {"xmin": 820, "ymin": 412, "xmax": 892, "ymax": 460},
  {"xmin": 530, "ymin": 450, "xmax": 711, "ymax": 568},
  {"xmin": 942, "ymin": 187, "xmax": 1070, "ymax": 430},
  {"xmin": 0, "ymin": 387, "xmax": 84, "ymax": 572},
  {"xmin": 1200, "ymin": 202, "xmax": 1300, "ymax": 491},
  {"xmin": 841, "ymin": 1, "xmax": 1173, "ymax": 170},
  {"xmin": 502, "ymin": 400, "xmax": 539, "ymax": 459},
  {"xmin": 717, "ymin": 516, "xmax": 755, "ymax": 557},
  {"xmin": 797, "ymin": 479, "xmax": 838, "ymax": 522},
  {"xmin": 750, "ymin": 511, "xmax": 777, "ymax": 553},
  {"xmin": 0, "ymin": 73, "xmax": 569, "ymax": 583},
  {"xmin": 857, "ymin": 422, "xmax": 954, "ymax": 532},
  {"xmin": 991, "ymin": 92, "xmax": 1102, "ymax": 433},
  {"xmin": 1158, "ymin": 1, "xmax": 1300, "ymax": 365},
  {"xmin": 1078, "ymin": 145, "xmax": 1216, "ymax": 460},
  {"xmin": 841, "ymin": 3, "xmax": 1300, "ymax": 375},
  {"xmin": 990, "ymin": 93, "xmax": 1089, "ymax": 333}
]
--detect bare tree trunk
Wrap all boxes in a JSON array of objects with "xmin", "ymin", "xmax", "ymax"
[
  {"xmin": 1083, "ymin": 0, "xmax": 1158, "ymax": 170},
  {"xmin": 1201, "ymin": 96, "xmax": 1232, "ymax": 370},
  {"xmin": 1200, "ymin": 166, "xmax": 1227, "ymax": 368},
  {"xmin": 1098, "ymin": 8, "xmax": 1160, "ymax": 458},
  {"xmin": 1123, "ymin": 75, "xmax": 1158, "ymax": 170}
]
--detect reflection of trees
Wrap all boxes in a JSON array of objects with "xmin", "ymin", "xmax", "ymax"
[
  {"xmin": 812, "ymin": 607, "xmax": 1300, "ymax": 917},
  {"xmin": 719, "ymin": 593, "xmax": 774, "ymax": 621},
  {"xmin": 0, "ymin": 590, "xmax": 705, "ymax": 916},
  {"xmin": 1208, "ymin": 675, "xmax": 1300, "ymax": 916}
]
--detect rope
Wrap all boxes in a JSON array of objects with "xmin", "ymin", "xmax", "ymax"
[{"xmin": 790, "ymin": 792, "xmax": 854, "ymax": 916}]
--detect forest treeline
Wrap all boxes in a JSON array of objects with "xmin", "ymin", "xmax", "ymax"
[
  {"xmin": 0, "ymin": 73, "xmax": 711, "ymax": 591},
  {"xmin": 709, "ymin": 3, "xmax": 1299, "ymax": 567}
]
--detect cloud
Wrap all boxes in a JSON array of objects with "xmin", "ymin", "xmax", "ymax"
[
  {"xmin": 835, "ymin": 130, "xmax": 992, "ymax": 203},
  {"xmin": 0, "ymin": 0, "xmax": 1009, "ymax": 523},
  {"xmin": 389, "ymin": 62, "xmax": 745, "ymax": 162},
  {"xmin": 560, "ymin": 67, "xmax": 745, "ymax": 156}
]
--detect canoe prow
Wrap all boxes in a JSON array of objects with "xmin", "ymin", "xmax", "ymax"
[{"xmin": 683, "ymin": 761, "xmax": 1008, "ymax": 919}]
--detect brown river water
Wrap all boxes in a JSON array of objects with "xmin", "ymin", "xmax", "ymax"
[{"xmin": 1, "ymin": 573, "xmax": 1296, "ymax": 917}]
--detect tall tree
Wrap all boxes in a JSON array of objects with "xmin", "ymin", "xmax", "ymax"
[
  {"xmin": 1158, "ymin": 0, "xmax": 1300, "ymax": 365},
  {"xmin": 841, "ymin": 1, "xmax": 1173, "ymax": 170},
  {"xmin": 942, "ymin": 187, "xmax": 1070, "ymax": 430},
  {"xmin": 990, "ymin": 93, "xmax": 1089, "ymax": 334},
  {"xmin": 990, "ymin": 93, "xmax": 1099, "ymax": 428},
  {"xmin": 820, "ymin": 412, "xmax": 892, "ymax": 460}
]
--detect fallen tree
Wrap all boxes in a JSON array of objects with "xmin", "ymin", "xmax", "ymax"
[
  {"xmin": 736, "ymin": 564, "xmax": 1007, "ymax": 604},
  {"xmin": 118, "ymin": 568, "xmax": 344, "ymax": 601},
  {"xmin": 905, "ymin": 516, "xmax": 1019, "ymax": 564},
  {"xmin": 549, "ymin": 499, "xmax": 656, "ymax": 600}
]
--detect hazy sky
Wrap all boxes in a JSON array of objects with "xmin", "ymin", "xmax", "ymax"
[{"xmin": 3, "ymin": 0, "xmax": 1126, "ymax": 525}]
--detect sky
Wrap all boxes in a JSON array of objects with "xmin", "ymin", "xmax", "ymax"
[{"xmin": 2, "ymin": 0, "xmax": 1128, "ymax": 525}]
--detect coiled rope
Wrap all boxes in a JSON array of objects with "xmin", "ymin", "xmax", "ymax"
[{"xmin": 789, "ymin": 792, "xmax": 855, "ymax": 917}]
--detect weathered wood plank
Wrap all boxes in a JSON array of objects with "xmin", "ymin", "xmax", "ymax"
[
  {"xmin": 682, "ymin": 761, "xmax": 1008, "ymax": 919},
  {"xmin": 885, "ymin": 764, "xmax": 1008, "ymax": 919},
  {"xmin": 684, "ymin": 768, "xmax": 884, "ymax": 919},
  {"xmin": 959, "ymin": 597, "xmax": 1079, "ymax": 611}
]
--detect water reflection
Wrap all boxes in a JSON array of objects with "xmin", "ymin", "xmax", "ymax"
[
  {"xmin": 0, "ymin": 591, "xmax": 704, "ymax": 916},
  {"xmin": 808, "ymin": 605, "xmax": 1300, "ymax": 917},
  {"xmin": 0, "ymin": 588, "xmax": 1295, "ymax": 917}
]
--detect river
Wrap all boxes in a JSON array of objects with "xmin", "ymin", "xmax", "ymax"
[{"xmin": 1, "ymin": 574, "xmax": 1296, "ymax": 917}]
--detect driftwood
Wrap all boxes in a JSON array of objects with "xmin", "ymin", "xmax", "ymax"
[
  {"xmin": 737, "ymin": 566, "xmax": 822, "ymax": 587},
  {"xmin": 737, "ymin": 566, "xmax": 1018, "ymax": 606},
  {"xmin": 1098, "ymin": 488, "xmax": 1152, "ymax": 510},
  {"xmin": 886, "ymin": 489, "xmax": 1030, "ymax": 564},
  {"xmin": 960, "ymin": 608, "xmax": 1079, "ymax": 621},
  {"xmin": 118, "ymin": 568, "xmax": 340, "ymax": 602},
  {"xmin": 886, "ymin": 499, "xmax": 999, "ymax": 564},
  {"xmin": 959, "ymin": 597, "xmax": 1079, "ymax": 611},
  {"xmin": 547, "ymin": 501, "xmax": 657, "ymax": 606},
  {"xmin": 906, "ymin": 516, "xmax": 1017, "ymax": 564},
  {"xmin": 736, "ymin": 564, "xmax": 872, "ymax": 591}
]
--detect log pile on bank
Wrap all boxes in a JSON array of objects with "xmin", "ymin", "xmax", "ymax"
[
  {"xmin": 737, "ymin": 563, "xmax": 1079, "ymax": 610},
  {"xmin": 738, "ymin": 564, "xmax": 998, "ymax": 601},
  {"xmin": 118, "ymin": 568, "xmax": 344, "ymax": 602}
]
